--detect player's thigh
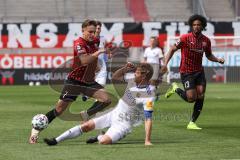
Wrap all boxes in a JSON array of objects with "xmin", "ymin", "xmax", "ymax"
[
  {"xmin": 181, "ymin": 73, "xmax": 196, "ymax": 90},
  {"xmin": 103, "ymin": 127, "xmax": 129, "ymax": 144},
  {"xmin": 92, "ymin": 88, "xmax": 111, "ymax": 103},
  {"xmin": 181, "ymin": 73, "xmax": 197, "ymax": 101},
  {"xmin": 92, "ymin": 112, "xmax": 112, "ymax": 130},
  {"xmin": 81, "ymin": 82, "xmax": 107, "ymax": 100}
]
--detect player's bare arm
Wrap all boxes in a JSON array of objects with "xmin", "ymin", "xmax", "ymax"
[
  {"xmin": 161, "ymin": 45, "xmax": 178, "ymax": 73},
  {"xmin": 112, "ymin": 62, "xmax": 136, "ymax": 81},
  {"xmin": 206, "ymin": 53, "xmax": 225, "ymax": 64},
  {"xmin": 79, "ymin": 49, "xmax": 106, "ymax": 65}
]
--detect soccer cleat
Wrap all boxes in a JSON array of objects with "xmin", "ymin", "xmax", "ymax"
[
  {"xmin": 44, "ymin": 138, "xmax": 58, "ymax": 146},
  {"xmin": 164, "ymin": 82, "xmax": 179, "ymax": 98},
  {"xmin": 187, "ymin": 122, "xmax": 202, "ymax": 130},
  {"xmin": 86, "ymin": 135, "xmax": 98, "ymax": 144},
  {"xmin": 28, "ymin": 128, "xmax": 40, "ymax": 144}
]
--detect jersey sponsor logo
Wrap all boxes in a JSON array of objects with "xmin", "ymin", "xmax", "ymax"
[
  {"xmin": 190, "ymin": 48, "xmax": 204, "ymax": 54},
  {"xmin": 76, "ymin": 45, "xmax": 85, "ymax": 54}
]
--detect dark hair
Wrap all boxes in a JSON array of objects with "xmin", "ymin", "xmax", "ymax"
[
  {"xmin": 188, "ymin": 14, "xmax": 207, "ymax": 30},
  {"xmin": 82, "ymin": 19, "xmax": 97, "ymax": 29},
  {"xmin": 96, "ymin": 21, "xmax": 102, "ymax": 27},
  {"xmin": 137, "ymin": 63, "xmax": 153, "ymax": 80}
]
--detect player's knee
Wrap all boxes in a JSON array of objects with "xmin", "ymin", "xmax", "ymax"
[
  {"xmin": 187, "ymin": 95, "xmax": 197, "ymax": 103},
  {"xmin": 99, "ymin": 139, "xmax": 111, "ymax": 145},
  {"xmin": 55, "ymin": 107, "xmax": 65, "ymax": 115},
  {"xmin": 80, "ymin": 122, "xmax": 94, "ymax": 132},
  {"xmin": 102, "ymin": 97, "xmax": 111, "ymax": 106}
]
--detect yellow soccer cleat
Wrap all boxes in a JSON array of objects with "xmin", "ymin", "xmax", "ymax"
[
  {"xmin": 187, "ymin": 121, "xmax": 202, "ymax": 130},
  {"xmin": 164, "ymin": 82, "xmax": 179, "ymax": 98}
]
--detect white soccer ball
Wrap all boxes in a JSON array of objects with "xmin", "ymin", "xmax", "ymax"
[
  {"xmin": 29, "ymin": 81, "xmax": 34, "ymax": 86},
  {"xmin": 35, "ymin": 81, "xmax": 41, "ymax": 86},
  {"xmin": 31, "ymin": 114, "xmax": 48, "ymax": 130}
]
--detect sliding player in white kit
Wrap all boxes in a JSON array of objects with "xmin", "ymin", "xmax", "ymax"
[{"xmin": 44, "ymin": 63, "xmax": 155, "ymax": 145}]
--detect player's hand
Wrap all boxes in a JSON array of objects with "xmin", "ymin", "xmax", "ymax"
[
  {"xmin": 98, "ymin": 48, "xmax": 106, "ymax": 54},
  {"xmin": 160, "ymin": 65, "xmax": 168, "ymax": 74},
  {"xmin": 125, "ymin": 62, "xmax": 136, "ymax": 72},
  {"xmin": 218, "ymin": 58, "xmax": 225, "ymax": 64}
]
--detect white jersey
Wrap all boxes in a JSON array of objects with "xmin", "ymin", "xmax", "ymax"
[
  {"xmin": 111, "ymin": 77, "xmax": 155, "ymax": 127},
  {"xmin": 96, "ymin": 35, "xmax": 108, "ymax": 85},
  {"xmin": 144, "ymin": 47, "xmax": 164, "ymax": 64},
  {"xmin": 93, "ymin": 75, "xmax": 155, "ymax": 143}
]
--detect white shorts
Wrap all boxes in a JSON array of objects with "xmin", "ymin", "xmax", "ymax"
[
  {"xmin": 95, "ymin": 71, "xmax": 107, "ymax": 86},
  {"xmin": 93, "ymin": 111, "xmax": 131, "ymax": 143}
]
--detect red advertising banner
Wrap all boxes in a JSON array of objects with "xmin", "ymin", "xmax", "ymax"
[
  {"xmin": 0, "ymin": 22, "xmax": 239, "ymax": 48},
  {"xmin": 0, "ymin": 53, "xmax": 72, "ymax": 69}
]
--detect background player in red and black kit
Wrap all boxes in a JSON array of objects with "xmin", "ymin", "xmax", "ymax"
[
  {"xmin": 29, "ymin": 20, "xmax": 111, "ymax": 144},
  {"xmin": 163, "ymin": 14, "xmax": 225, "ymax": 130}
]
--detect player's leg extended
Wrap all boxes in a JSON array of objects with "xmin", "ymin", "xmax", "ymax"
[
  {"xmin": 187, "ymin": 72, "xmax": 206, "ymax": 129},
  {"xmin": 98, "ymin": 126, "xmax": 129, "ymax": 145},
  {"xmin": 29, "ymin": 100, "xmax": 72, "ymax": 144},
  {"xmin": 83, "ymin": 86, "xmax": 112, "ymax": 119},
  {"xmin": 192, "ymin": 85, "xmax": 205, "ymax": 122},
  {"xmin": 44, "ymin": 120, "xmax": 96, "ymax": 146}
]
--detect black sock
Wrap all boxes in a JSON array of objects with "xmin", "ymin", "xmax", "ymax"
[
  {"xmin": 175, "ymin": 88, "xmax": 188, "ymax": 102},
  {"xmin": 87, "ymin": 101, "xmax": 109, "ymax": 116},
  {"xmin": 45, "ymin": 109, "xmax": 57, "ymax": 124},
  {"xmin": 191, "ymin": 98, "xmax": 204, "ymax": 122}
]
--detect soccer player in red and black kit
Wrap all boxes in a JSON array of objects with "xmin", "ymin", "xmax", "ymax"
[
  {"xmin": 29, "ymin": 20, "xmax": 111, "ymax": 144},
  {"xmin": 163, "ymin": 15, "xmax": 225, "ymax": 130}
]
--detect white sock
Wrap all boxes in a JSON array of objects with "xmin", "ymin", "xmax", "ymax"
[{"xmin": 56, "ymin": 125, "xmax": 82, "ymax": 143}]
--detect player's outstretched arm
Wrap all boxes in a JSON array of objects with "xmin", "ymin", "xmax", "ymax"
[
  {"xmin": 79, "ymin": 49, "xmax": 106, "ymax": 65},
  {"xmin": 112, "ymin": 62, "xmax": 136, "ymax": 81}
]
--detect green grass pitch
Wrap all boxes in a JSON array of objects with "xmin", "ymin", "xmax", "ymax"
[{"xmin": 0, "ymin": 83, "xmax": 240, "ymax": 160}]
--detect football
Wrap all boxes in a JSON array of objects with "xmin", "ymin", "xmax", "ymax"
[{"xmin": 31, "ymin": 114, "xmax": 48, "ymax": 130}]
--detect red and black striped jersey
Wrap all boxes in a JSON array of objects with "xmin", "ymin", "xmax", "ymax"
[
  {"xmin": 68, "ymin": 37, "xmax": 99, "ymax": 82},
  {"xmin": 175, "ymin": 32, "xmax": 212, "ymax": 73}
]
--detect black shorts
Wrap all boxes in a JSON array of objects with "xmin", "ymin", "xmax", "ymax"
[
  {"xmin": 180, "ymin": 71, "xmax": 206, "ymax": 90},
  {"xmin": 59, "ymin": 78, "xmax": 103, "ymax": 101}
]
